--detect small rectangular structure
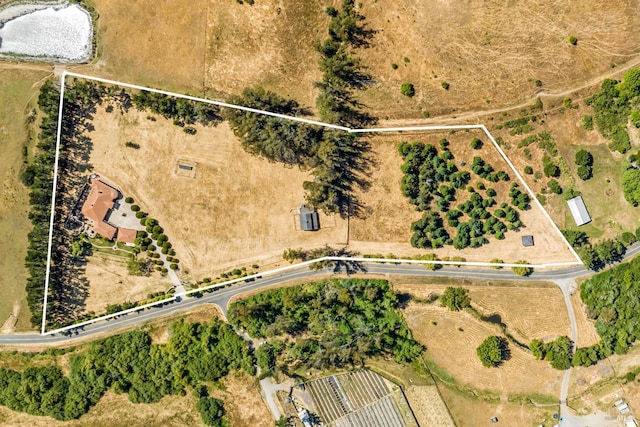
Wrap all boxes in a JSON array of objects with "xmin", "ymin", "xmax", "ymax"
[
  {"xmin": 567, "ymin": 196, "xmax": 591, "ymax": 226},
  {"xmin": 521, "ymin": 235, "xmax": 534, "ymax": 247},
  {"xmin": 299, "ymin": 205, "xmax": 320, "ymax": 231}
]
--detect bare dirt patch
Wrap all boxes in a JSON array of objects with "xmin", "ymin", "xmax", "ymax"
[
  {"xmin": 82, "ymin": 254, "xmax": 168, "ymax": 315},
  {"xmin": 210, "ymin": 372, "xmax": 273, "ymax": 427},
  {"xmin": 349, "ymin": 130, "xmax": 577, "ymax": 264},
  {"xmin": 86, "ymin": 106, "xmax": 348, "ymax": 279}
]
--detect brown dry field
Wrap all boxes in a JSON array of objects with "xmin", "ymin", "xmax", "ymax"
[
  {"xmin": 360, "ymin": 0, "xmax": 640, "ymax": 118},
  {"xmin": 394, "ymin": 284, "xmax": 569, "ymax": 395},
  {"xmin": 82, "ymin": 254, "xmax": 170, "ymax": 315},
  {"xmin": 404, "ymin": 385, "xmax": 455, "ymax": 427},
  {"xmin": 349, "ymin": 130, "xmax": 578, "ymax": 264},
  {"xmin": 397, "ymin": 282, "xmax": 571, "ymax": 343},
  {"xmin": 77, "ymin": 0, "xmax": 640, "ymax": 121},
  {"xmin": 87, "ymin": 106, "xmax": 348, "ymax": 279},
  {"xmin": 439, "ymin": 385, "xmax": 556, "ymax": 427},
  {"xmin": 403, "ymin": 302, "xmax": 564, "ymax": 396},
  {"xmin": 0, "ymin": 68, "xmax": 51, "ymax": 331},
  {"xmin": 570, "ymin": 291, "xmax": 601, "ymax": 347}
]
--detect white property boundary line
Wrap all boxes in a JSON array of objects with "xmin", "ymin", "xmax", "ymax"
[{"xmin": 41, "ymin": 71, "xmax": 583, "ymax": 335}]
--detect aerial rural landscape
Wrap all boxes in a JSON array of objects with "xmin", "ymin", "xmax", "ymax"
[{"xmin": 1, "ymin": 0, "xmax": 640, "ymax": 426}]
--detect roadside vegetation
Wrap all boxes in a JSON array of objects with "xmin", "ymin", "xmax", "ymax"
[
  {"xmin": 229, "ymin": 279, "xmax": 423, "ymax": 372},
  {"xmin": 574, "ymin": 257, "xmax": 640, "ymax": 366},
  {"xmin": 0, "ymin": 319, "xmax": 251, "ymax": 423}
]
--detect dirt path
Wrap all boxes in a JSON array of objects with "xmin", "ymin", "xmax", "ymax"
[{"xmin": 379, "ymin": 55, "xmax": 640, "ymax": 127}]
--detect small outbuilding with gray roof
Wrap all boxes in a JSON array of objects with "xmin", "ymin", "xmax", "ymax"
[
  {"xmin": 299, "ymin": 205, "xmax": 320, "ymax": 231},
  {"xmin": 567, "ymin": 196, "xmax": 591, "ymax": 226}
]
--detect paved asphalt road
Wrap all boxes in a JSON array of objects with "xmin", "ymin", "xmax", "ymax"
[
  {"xmin": 4, "ymin": 243, "xmax": 640, "ymax": 346},
  {"xmin": 1, "ymin": 243, "xmax": 638, "ymax": 347}
]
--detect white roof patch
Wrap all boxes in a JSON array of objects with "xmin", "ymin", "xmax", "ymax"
[{"xmin": 567, "ymin": 196, "xmax": 591, "ymax": 226}]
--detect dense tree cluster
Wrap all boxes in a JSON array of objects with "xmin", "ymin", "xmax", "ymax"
[
  {"xmin": 224, "ymin": 1, "xmax": 374, "ymax": 217},
  {"xmin": 132, "ymin": 91, "xmax": 222, "ymax": 127},
  {"xmin": 229, "ymin": 279, "xmax": 423, "ymax": 369},
  {"xmin": 585, "ymin": 71, "xmax": 640, "ymax": 154},
  {"xmin": 530, "ymin": 336, "xmax": 573, "ymax": 370},
  {"xmin": 622, "ymin": 168, "xmax": 640, "ymax": 206},
  {"xmin": 399, "ymin": 141, "xmax": 520, "ymax": 250},
  {"xmin": 579, "ymin": 257, "xmax": 640, "ymax": 359},
  {"xmin": 20, "ymin": 81, "xmax": 60, "ymax": 326},
  {"xmin": 562, "ymin": 229, "xmax": 629, "ymax": 270},
  {"xmin": 0, "ymin": 319, "xmax": 251, "ymax": 420}
]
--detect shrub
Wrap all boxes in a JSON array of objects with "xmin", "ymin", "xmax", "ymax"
[
  {"xmin": 511, "ymin": 260, "xmax": 532, "ymax": 276},
  {"xmin": 547, "ymin": 179, "xmax": 562, "ymax": 194},
  {"xmin": 577, "ymin": 165, "xmax": 592, "ymax": 180},
  {"xmin": 391, "ymin": 63, "xmax": 398, "ymax": 69},
  {"xmin": 524, "ymin": 166, "xmax": 533, "ymax": 175},
  {"xmin": 575, "ymin": 149, "xmax": 593, "ymax": 167},
  {"xmin": 124, "ymin": 141, "xmax": 140, "ymax": 149},
  {"xmin": 581, "ymin": 115, "xmax": 594, "ymax": 130},
  {"xmin": 131, "ymin": 205, "xmax": 140, "ymax": 212},
  {"xmin": 471, "ymin": 137, "xmax": 483, "ymax": 149},
  {"xmin": 196, "ymin": 397, "xmax": 226, "ymax": 426},
  {"xmin": 183, "ymin": 126, "xmax": 197, "ymax": 135},
  {"xmin": 400, "ymin": 83, "xmax": 415, "ymax": 97},
  {"xmin": 486, "ymin": 188, "xmax": 497, "ymax": 197},
  {"xmin": 490, "ymin": 259, "xmax": 504, "ymax": 269},
  {"xmin": 441, "ymin": 81, "xmax": 450, "ymax": 90},
  {"xmin": 135, "ymin": 211, "xmax": 146, "ymax": 219},
  {"xmin": 569, "ymin": 35, "xmax": 578, "ymax": 45},
  {"xmin": 125, "ymin": 196, "xmax": 134, "ymax": 203},
  {"xmin": 170, "ymin": 263, "xmax": 178, "ymax": 270},
  {"xmin": 440, "ymin": 287, "xmax": 470, "ymax": 311},
  {"xmin": 543, "ymin": 162, "xmax": 560, "ymax": 178}
]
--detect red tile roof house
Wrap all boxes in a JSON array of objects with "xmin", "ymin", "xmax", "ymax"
[{"xmin": 81, "ymin": 176, "xmax": 137, "ymax": 245}]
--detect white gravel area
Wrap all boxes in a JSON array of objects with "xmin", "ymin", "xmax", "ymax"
[{"xmin": 0, "ymin": 3, "xmax": 92, "ymax": 62}]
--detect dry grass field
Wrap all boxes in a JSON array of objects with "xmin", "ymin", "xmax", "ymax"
[
  {"xmin": 404, "ymin": 386, "xmax": 456, "ymax": 427},
  {"xmin": 79, "ymin": 0, "xmax": 640, "ymax": 121},
  {"xmin": 82, "ymin": 255, "xmax": 169, "ymax": 315},
  {"xmin": 396, "ymin": 282, "xmax": 567, "ymax": 396},
  {"xmin": 349, "ymin": 130, "xmax": 578, "ymax": 264},
  {"xmin": 87, "ymin": 106, "xmax": 348, "ymax": 279},
  {"xmin": 0, "ymin": 67, "xmax": 51, "ymax": 331},
  {"xmin": 439, "ymin": 385, "xmax": 557, "ymax": 427},
  {"xmin": 0, "ymin": 391, "xmax": 205, "ymax": 427},
  {"xmin": 360, "ymin": 0, "xmax": 640, "ymax": 119},
  {"xmin": 80, "ymin": 0, "xmax": 209, "ymax": 93}
]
